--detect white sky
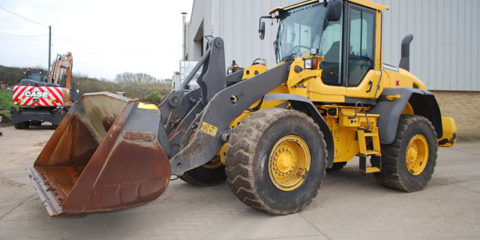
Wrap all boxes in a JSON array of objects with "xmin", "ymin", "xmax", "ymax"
[{"xmin": 0, "ymin": 0, "xmax": 193, "ymax": 80}]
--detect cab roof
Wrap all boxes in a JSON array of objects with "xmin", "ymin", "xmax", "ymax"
[{"xmin": 269, "ymin": 0, "xmax": 389, "ymax": 15}]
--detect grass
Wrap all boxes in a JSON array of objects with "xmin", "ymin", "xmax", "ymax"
[{"xmin": 0, "ymin": 90, "xmax": 14, "ymax": 120}]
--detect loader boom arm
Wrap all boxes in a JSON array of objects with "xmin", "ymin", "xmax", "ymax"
[{"xmin": 155, "ymin": 37, "xmax": 292, "ymax": 175}]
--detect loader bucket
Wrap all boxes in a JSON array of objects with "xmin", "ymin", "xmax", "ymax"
[{"xmin": 26, "ymin": 92, "xmax": 171, "ymax": 216}]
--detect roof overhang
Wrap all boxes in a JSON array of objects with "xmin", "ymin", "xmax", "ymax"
[
  {"xmin": 348, "ymin": 0, "xmax": 389, "ymax": 11},
  {"xmin": 269, "ymin": 0, "xmax": 389, "ymax": 15}
]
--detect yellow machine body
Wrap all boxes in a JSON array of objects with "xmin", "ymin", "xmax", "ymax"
[
  {"xmin": 224, "ymin": 53, "xmax": 456, "ymax": 169},
  {"xmin": 225, "ymin": 0, "xmax": 456, "ymax": 168}
]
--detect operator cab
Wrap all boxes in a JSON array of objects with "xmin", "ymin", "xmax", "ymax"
[
  {"xmin": 21, "ymin": 70, "xmax": 57, "ymax": 87},
  {"xmin": 261, "ymin": 0, "xmax": 389, "ymax": 103},
  {"xmin": 25, "ymin": 71, "xmax": 46, "ymax": 82}
]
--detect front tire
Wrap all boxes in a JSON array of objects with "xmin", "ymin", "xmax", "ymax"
[
  {"xmin": 225, "ymin": 108, "xmax": 327, "ymax": 215},
  {"xmin": 375, "ymin": 115, "xmax": 437, "ymax": 192}
]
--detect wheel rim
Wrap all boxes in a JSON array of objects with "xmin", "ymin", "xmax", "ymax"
[
  {"xmin": 268, "ymin": 135, "xmax": 311, "ymax": 191},
  {"xmin": 405, "ymin": 134, "xmax": 429, "ymax": 175},
  {"xmin": 202, "ymin": 157, "xmax": 223, "ymax": 169}
]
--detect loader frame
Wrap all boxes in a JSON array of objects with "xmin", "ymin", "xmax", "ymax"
[{"xmin": 158, "ymin": 37, "xmax": 335, "ymax": 175}]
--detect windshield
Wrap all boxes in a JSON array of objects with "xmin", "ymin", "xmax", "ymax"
[
  {"xmin": 26, "ymin": 73, "xmax": 44, "ymax": 82},
  {"xmin": 275, "ymin": 3, "xmax": 343, "ymax": 63}
]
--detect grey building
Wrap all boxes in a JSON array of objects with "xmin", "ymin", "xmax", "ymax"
[{"xmin": 184, "ymin": 0, "xmax": 480, "ymax": 136}]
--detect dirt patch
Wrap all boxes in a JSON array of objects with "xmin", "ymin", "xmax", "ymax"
[{"xmin": 0, "ymin": 176, "xmax": 25, "ymax": 188}]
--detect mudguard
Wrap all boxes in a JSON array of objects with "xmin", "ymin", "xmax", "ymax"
[
  {"xmin": 263, "ymin": 93, "xmax": 335, "ymax": 168},
  {"xmin": 370, "ymin": 88, "xmax": 443, "ymax": 144}
]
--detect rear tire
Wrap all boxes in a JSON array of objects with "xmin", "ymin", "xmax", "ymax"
[
  {"xmin": 374, "ymin": 115, "xmax": 437, "ymax": 192},
  {"xmin": 180, "ymin": 157, "xmax": 226, "ymax": 186},
  {"xmin": 225, "ymin": 108, "xmax": 327, "ymax": 215},
  {"xmin": 14, "ymin": 122, "xmax": 29, "ymax": 129}
]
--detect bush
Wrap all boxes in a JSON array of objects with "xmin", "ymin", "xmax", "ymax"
[
  {"xmin": 72, "ymin": 72, "xmax": 172, "ymax": 104},
  {"xmin": 0, "ymin": 66, "xmax": 173, "ymax": 110},
  {"xmin": 0, "ymin": 65, "xmax": 44, "ymax": 86},
  {"xmin": 144, "ymin": 90, "xmax": 164, "ymax": 105},
  {"xmin": 0, "ymin": 91, "xmax": 15, "ymax": 120}
]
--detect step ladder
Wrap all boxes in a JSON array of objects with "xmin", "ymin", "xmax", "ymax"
[{"xmin": 357, "ymin": 129, "xmax": 382, "ymax": 173}]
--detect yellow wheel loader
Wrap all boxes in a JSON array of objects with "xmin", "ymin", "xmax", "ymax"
[{"xmin": 28, "ymin": 0, "xmax": 457, "ymax": 216}]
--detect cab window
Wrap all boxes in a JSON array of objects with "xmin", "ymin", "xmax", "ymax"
[
  {"xmin": 348, "ymin": 8, "xmax": 375, "ymax": 87},
  {"xmin": 319, "ymin": 19, "xmax": 343, "ymax": 86}
]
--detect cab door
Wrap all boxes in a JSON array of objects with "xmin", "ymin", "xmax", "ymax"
[
  {"xmin": 307, "ymin": 4, "xmax": 347, "ymax": 103},
  {"xmin": 344, "ymin": 3, "xmax": 382, "ymax": 100},
  {"xmin": 308, "ymin": 2, "xmax": 382, "ymax": 103}
]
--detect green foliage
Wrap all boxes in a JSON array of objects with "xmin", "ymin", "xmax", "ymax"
[
  {"xmin": 0, "ymin": 91, "xmax": 15, "ymax": 120},
  {"xmin": 0, "ymin": 65, "xmax": 45, "ymax": 86},
  {"xmin": 72, "ymin": 72, "xmax": 172, "ymax": 104},
  {"xmin": 144, "ymin": 91, "xmax": 165, "ymax": 105},
  {"xmin": 72, "ymin": 75, "xmax": 118, "ymax": 93},
  {"xmin": 0, "ymin": 65, "xmax": 172, "ymax": 111}
]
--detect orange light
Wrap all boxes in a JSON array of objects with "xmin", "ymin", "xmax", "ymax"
[{"xmin": 312, "ymin": 57, "xmax": 318, "ymax": 69}]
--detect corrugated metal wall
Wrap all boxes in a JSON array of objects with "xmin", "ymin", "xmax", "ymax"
[
  {"xmin": 186, "ymin": 0, "xmax": 297, "ymax": 69},
  {"xmin": 374, "ymin": 0, "xmax": 480, "ymax": 90},
  {"xmin": 186, "ymin": 0, "xmax": 480, "ymax": 91},
  {"xmin": 215, "ymin": 0, "xmax": 298, "ymax": 67}
]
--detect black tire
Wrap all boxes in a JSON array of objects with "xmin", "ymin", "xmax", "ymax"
[
  {"xmin": 31, "ymin": 121, "xmax": 42, "ymax": 126},
  {"xmin": 14, "ymin": 122, "xmax": 29, "ymax": 129},
  {"xmin": 225, "ymin": 108, "xmax": 327, "ymax": 215},
  {"xmin": 180, "ymin": 157, "xmax": 226, "ymax": 186},
  {"xmin": 374, "ymin": 115, "xmax": 437, "ymax": 192},
  {"xmin": 327, "ymin": 162, "xmax": 347, "ymax": 172}
]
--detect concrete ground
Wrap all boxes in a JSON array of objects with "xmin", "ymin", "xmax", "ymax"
[{"xmin": 0, "ymin": 125, "xmax": 479, "ymax": 240}]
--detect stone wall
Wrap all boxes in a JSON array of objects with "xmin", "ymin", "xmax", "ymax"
[{"xmin": 431, "ymin": 91, "xmax": 480, "ymax": 137}]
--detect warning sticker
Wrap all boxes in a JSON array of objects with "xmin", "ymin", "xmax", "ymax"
[
  {"xmin": 138, "ymin": 103, "xmax": 159, "ymax": 110},
  {"xmin": 201, "ymin": 121, "xmax": 218, "ymax": 137}
]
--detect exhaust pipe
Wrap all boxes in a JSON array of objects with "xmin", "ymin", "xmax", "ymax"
[{"xmin": 399, "ymin": 34, "xmax": 414, "ymax": 71}]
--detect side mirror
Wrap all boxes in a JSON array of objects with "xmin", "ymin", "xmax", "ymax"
[
  {"xmin": 326, "ymin": 0, "xmax": 342, "ymax": 22},
  {"xmin": 259, "ymin": 21, "xmax": 266, "ymax": 40}
]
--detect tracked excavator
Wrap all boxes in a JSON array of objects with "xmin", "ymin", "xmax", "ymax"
[{"xmin": 28, "ymin": 0, "xmax": 457, "ymax": 216}]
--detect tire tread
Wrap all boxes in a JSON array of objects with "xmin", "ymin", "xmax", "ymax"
[
  {"xmin": 225, "ymin": 108, "xmax": 326, "ymax": 214},
  {"xmin": 375, "ymin": 115, "xmax": 437, "ymax": 192}
]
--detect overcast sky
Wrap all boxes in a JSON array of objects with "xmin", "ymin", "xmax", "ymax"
[{"xmin": 0, "ymin": 0, "xmax": 193, "ymax": 80}]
